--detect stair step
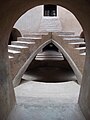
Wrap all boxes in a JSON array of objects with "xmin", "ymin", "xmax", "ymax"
[
  {"xmin": 23, "ymin": 32, "xmax": 48, "ymax": 37},
  {"xmin": 35, "ymin": 50, "xmax": 64, "ymax": 61},
  {"xmin": 57, "ymin": 32, "xmax": 75, "ymax": 35},
  {"xmin": 23, "ymin": 35, "xmax": 41, "ymax": 37},
  {"xmin": 39, "ymin": 29, "xmax": 61, "ymax": 32},
  {"xmin": 9, "ymin": 55, "xmax": 14, "ymax": 59},
  {"xmin": 40, "ymin": 26, "xmax": 60, "ymax": 28},
  {"xmin": 39, "ymin": 28, "xmax": 61, "ymax": 30},
  {"xmin": 17, "ymin": 37, "xmax": 41, "ymax": 42},
  {"xmin": 36, "ymin": 56, "xmax": 63, "ymax": 58},
  {"xmin": 80, "ymin": 52, "xmax": 86, "ymax": 56},
  {"xmin": 75, "ymin": 47, "xmax": 86, "ymax": 53},
  {"xmin": 69, "ymin": 42, "xmax": 85, "ymax": 48},
  {"xmin": 64, "ymin": 38, "xmax": 84, "ymax": 40},
  {"xmin": 63, "ymin": 38, "xmax": 84, "ymax": 43},
  {"xmin": 35, "ymin": 57, "xmax": 64, "ymax": 61},
  {"xmin": 8, "ymin": 49, "xmax": 21, "ymax": 54},
  {"xmin": 37, "ymin": 51, "xmax": 62, "ymax": 55},
  {"xmin": 40, "ymin": 28, "xmax": 61, "ymax": 30},
  {"xmin": 58, "ymin": 35, "xmax": 79, "ymax": 38},
  {"xmin": 39, "ymin": 17, "xmax": 62, "ymax": 32},
  {"xmin": 22, "ymin": 74, "xmax": 34, "ymax": 81},
  {"xmin": 37, "ymin": 54, "xmax": 62, "ymax": 56},
  {"xmin": 11, "ymin": 41, "xmax": 35, "ymax": 46},
  {"xmin": 8, "ymin": 45, "xmax": 28, "ymax": 51},
  {"xmin": 8, "ymin": 49, "xmax": 21, "ymax": 57},
  {"xmin": 37, "ymin": 53, "xmax": 62, "ymax": 56}
]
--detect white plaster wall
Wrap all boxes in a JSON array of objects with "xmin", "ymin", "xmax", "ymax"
[
  {"xmin": 14, "ymin": 5, "xmax": 82, "ymax": 35},
  {"xmin": 14, "ymin": 6, "xmax": 42, "ymax": 35},
  {"xmin": 58, "ymin": 6, "xmax": 82, "ymax": 35}
]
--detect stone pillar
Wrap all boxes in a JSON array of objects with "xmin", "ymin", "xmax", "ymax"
[
  {"xmin": 79, "ymin": 29, "xmax": 90, "ymax": 119},
  {"xmin": 0, "ymin": 38, "xmax": 15, "ymax": 120}
]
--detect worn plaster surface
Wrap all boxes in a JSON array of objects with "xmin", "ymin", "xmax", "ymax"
[{"xmin": 8, "ymin": 81, "xmax": 85, "ymax": 120}]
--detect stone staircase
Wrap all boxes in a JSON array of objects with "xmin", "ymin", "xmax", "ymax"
[
  {"xmin": 60, "ymin": 33, "xmax": 85, "ymax": 56},
  {"xmin": 8, "ymin": 32, "xmax": 86, "ymax": 87},
  {"xmin": 35, "ymin": 51, "xmax": 64, "ymax": 61},
  {"xmin": 39, "ymin": 17, "xmax": 62, "ymax": 32},
  {"xmin": 52, "ymin": 32, "xmax": 86, "ymax": 83},
  {"xmin": 8, "ymin": 32, "xmax": 51, "ymax": 87}
]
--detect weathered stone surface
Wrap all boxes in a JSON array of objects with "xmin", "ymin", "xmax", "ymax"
[
  {"xmin": 8, "ymin": 81, "xmax": 85, "ymax": 120},
  {"xmin": 0, "ymin": 0, "xmax": 90, "ymax": 119},
  {"xmin": 52, "ymin": 33, "xmax": 85, "ymax": 83}
]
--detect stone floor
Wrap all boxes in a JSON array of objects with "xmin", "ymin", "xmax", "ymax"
[{"xmin": 8, "ymin": 81, "xmax": 86, "ymax": 120}]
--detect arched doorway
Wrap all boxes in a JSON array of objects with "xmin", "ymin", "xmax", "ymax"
[
  {"xmin": 0, "ymin": 1, "xmax": 90, "ymax": 120},
  {"xmin": 12, "ymin": 39, "xmax": 84, "ymax": 120}
]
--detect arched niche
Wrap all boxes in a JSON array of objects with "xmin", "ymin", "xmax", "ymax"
[{"xmin": 8, "ymin": 28, "xmax": 22, "ymax": 45}]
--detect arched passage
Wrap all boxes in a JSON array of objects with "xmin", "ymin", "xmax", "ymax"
[
  {"xmin": 0, "ymin": 0, "xmax": 90, "ymax": 119},
  {"xmin": 8, "ymin": 28, "xmax": 22, "ymax": 45},
  {"xmin": 13, "ymin": 39, "xmax": 81, "ymax": 87}
]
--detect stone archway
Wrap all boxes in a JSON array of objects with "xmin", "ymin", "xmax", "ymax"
[
  {"xmin": 8, "ymin": 28, "xmax": 22, "ymax": 45},
  {"xmin": 13, "ymin": 39, "xmax": 81, "ymax": 87},
  {"xmin": 0, "ymin": 0, "xmax": 90, "ymax": 119}
]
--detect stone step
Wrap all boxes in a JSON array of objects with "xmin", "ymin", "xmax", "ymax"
[
  {"xmin": 39, "ymin": 17, "xmax": 62, "ymax": 32},
  {"xmin": 63, "ymin": 38, "xmax": 84, "ymax": 43},
  {"xmin": 80, "ymin": 52, "xmax": 86, "ymax": 56},
  {"xmin": 37, "ymin": 54, "xmax": 63, "ymax": 56},
  {"xmin": 23, "ymin": 35, "xmax": 42, "ymax": 38},
  {"xmin": 58, "ymin": 35, "xmax": 79, "ymax": 38},
  {"xmin": 39, "ymin": 29, "xmax": 61, "ymax": 32},
  {"xmin": 40, "ymin": 24, "xmax": 60, "ymax": 26},
  {"xmin": 69, "ymin": 42, "xmax": 85, "ymax": 48},
  {"xmin": 9, "ymin": 56, "xmax": 15, "ymax": 62},
  {"xmin": 23, "ymin": 33, "xmax": 42, "ymax": 38},
  {"xmin": 11, "ymin": 41, "xmax": 35, "ymax": 47},
  {"xmin": 8, "ymin": 49, "xmax": 21, "ymax": 57},
  {"xmin": 35, "ymin": 51, "xmax": 64, "ymax": 61},
  {"xmin": 41, "ymin": 21, "xmax": 60, "ymax": 23},
  {"xmin": 17, "ymin": 37, "xmax": 42, "ymax": 42},
  {"xmin": 40, "ymin": 20, "xmax": 61, "ymax": 23},
  {"xmin": 37, "ymin": 52, "xmax": 62, "ymax": 56},
  {"xmin": 40, "ymin": 18, "xmax": 61, "ymax": 23},
  {"xmin": 75, "ymin": 47, "xmax": 86, "ymax": 53},
  {"xmin": 22, "ymin": 74, "xmax": 32, "ymax": 81},
  {"xmin": 8, "ymin": 45, "xmax": 28, "ymax": 51},
  {"xmin": 36, "ymin": 55, "xmax": 63, "ymax": 58},
  {"xmin": 35, "ymin": 57, "xmax": 64, "ymax": 61},
  {"xmin": 40, "ymin": 28, "xmax": 61, "ymax": 30},
  {"xmin": 9, "ymin": 55, "xmax": 14, "ymax": 59},
  {"xmin": 57, "ymin": 32, "xmax": 75, "ymax": 35},
  {"xmin": 40, "ymin": 28, "xmax": 61, "ymax": 31},
  {"xmin": 23, "ymin": 32, "xmax": 48, "ymax": 37}
]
